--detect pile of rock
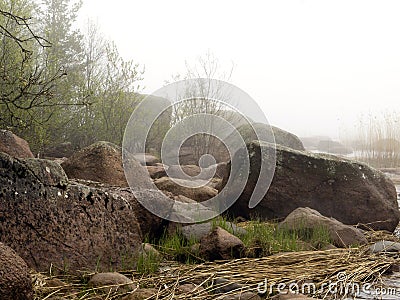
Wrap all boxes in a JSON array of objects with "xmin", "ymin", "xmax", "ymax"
[{"xmin": 1, "ymin": 128, "xmax": 400, "ymax": 299}]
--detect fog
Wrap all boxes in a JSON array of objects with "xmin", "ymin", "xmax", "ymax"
[{"xmin": 78, "ymin": 0, "xmax": 400, "ymax": 140}]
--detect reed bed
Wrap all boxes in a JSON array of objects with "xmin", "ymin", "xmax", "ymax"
[{"xmin": 33, "ymin": 247, "xmax": 400, "ymax": 300}]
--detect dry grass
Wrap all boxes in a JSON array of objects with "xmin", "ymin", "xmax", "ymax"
[{"xmin": 33, "ymin": 246, "xmax": 400, "ymax": 300}]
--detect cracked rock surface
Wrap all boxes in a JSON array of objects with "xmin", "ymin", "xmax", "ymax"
[
  {"xmin": 220, "ymin": 141, "xmax": 399, "ymax": 232},
  {"xmin": 0, "ymin": 152, "xmax": 142, "ymax": 273}
]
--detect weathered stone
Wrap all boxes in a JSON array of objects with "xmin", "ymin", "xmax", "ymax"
[
  {"xmin": 88, "ymin": 272, "xmax": 136, "ymax": 293},
  {"xmin": 220, "ymin": 141, "xmax": 399, "ymax": 232},
  {"xmin": 177, "ymin": 283, "xmax": 206, "ymax": 294},
  {"xmin": 0, "ymin": 152, "xmax": 143, "ymax": 273},
  {"xmin": 0, "ymin": 243, "xmax": 33, "ymax": 300},
  {"xmin": 61, "ymin": 141, "xmax": 128, "ymax": 187},
  {"xmin": 0, "ymin": 129, "xmax": 34, "ymax": 158},
  {"xmin": 155, "ymin": 177, "xmax": 217, "ymax": 202},
  {"xmin": 234, "ymin": 123, "xmax": 305, "ymax": 151},
  {"xmin": 107, "ymin": 187, "xmax": 170, "ymax": 239},
  {"xmin": 180, "ymin": 221, "xmax": 246, "ymax": 241},
  {"xmin": 369, "ymin": 240, "xmax": 400, "ymax": 253},
  {"xmin": 213, "ymin": 278, "xmax": 245, "ymax": 294},
  {"xmin": 199, "ymin": 227, "xmax": 245, "ymax": 261},
  {"xmin": 279, "ymin": 207, "xmax": 367, "ymax": 247}
]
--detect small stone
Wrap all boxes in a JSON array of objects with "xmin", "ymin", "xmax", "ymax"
[
  {"xmin": 199, "ymin": 227, "xmax": 245, "ymax": 261},
  {"xmin": 88, "ymin": 272, "xmax": 136, "ymax": 293},
  {"xmin": 213, "ymin": 278, "xmax": 244, "ymax": 294},
  {"xmin": 45, "ymin": 278, "xmax": 66, "ymax": 288},
  {"xmin": 177, "ymin": 283, "xmax": 205, "ymax": 294}
]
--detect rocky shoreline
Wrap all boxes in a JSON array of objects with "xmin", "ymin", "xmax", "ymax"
[{"xmin": 1, "ymin": 129, "xmax": 400, "ymax": 299}]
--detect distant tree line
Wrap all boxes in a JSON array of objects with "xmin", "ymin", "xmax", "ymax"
[{"xmin": 0, "ymin": 0, "xmax": 143, "ymax": 154}]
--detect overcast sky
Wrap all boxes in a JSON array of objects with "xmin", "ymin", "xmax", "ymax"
[{"xmin": 78, "ymin": 0, "xmax": 400, "ymax": 140}]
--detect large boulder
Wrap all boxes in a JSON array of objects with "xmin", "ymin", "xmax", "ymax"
[
  {"xmin": 0, "ymin": 129, "xmax": 34, "ymax": 158},
  {"xmin": 234, "ymin": 123, "xmax": 305, "ymax": 151},
  {"xmin": 0, "ymin": 242, "xmax": 33, "ymax": 300},
  {"xmin": 61, "ymin": 141, "xmax": 128, "ymax": 187},
  {"xmin": 278, "ymin": 207, "xmax": 367, "ymax": 247},
  {"xmin": 107, "ymin": 187, "xmax": 169, "ymax": 239},
  {"xmin": 220, "ymin": 141, "xmax": 399, "ymax": 232},
  {"xmin": 0, "ymin": 152, "xmax": 143, "ymax": 273}
]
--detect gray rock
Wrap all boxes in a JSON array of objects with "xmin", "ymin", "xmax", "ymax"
[
  {"xmin": 213, "ymin": 278, "xmax": 245, "ymax": 294},
  {"xmin": 154, "ymin": 177, "xmax": 217, "ymax": 202},
  {"xmin": 177, "ymin": 283, "xmax": 206, "ymax": 294},
  {"xmin": 61, "ymin": 141, "xmax": 129, "ymax": 187},
  {"xmin": 0, "ymin": 152, "xmax": 143, "ymax": 273},
  {"xmin": 180, "ymin": 221, "xmax": 247, "ymax": 241},
  {"xmin": 0, "ymin": 129, "xmax": 34, "ymax": 158},
  {"xmin": 234, "ymin": 123, "xmax": 305, "ymax": 151},
  {"xmin": 369, "ymin": 240, "xmax": 400, "ymax": 253},
  {"xmin": 88, "ymin": 272, "xmax": 136, "ymax": 293},
  {"xmin": 199, "ymin": 227, "xmax": 245, "ymax": 261},
  {"xmin": 279, "ymin": 207, "xmax": 367, "ymax": 247},
  {"xmin": 220, "ymin": 141, "xmax": 400, "ymax": 232}
]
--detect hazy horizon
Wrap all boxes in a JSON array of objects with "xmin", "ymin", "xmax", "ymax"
[{"xmin": 78, "ymin": 0, "xmax": 400, "ymax": 140}]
